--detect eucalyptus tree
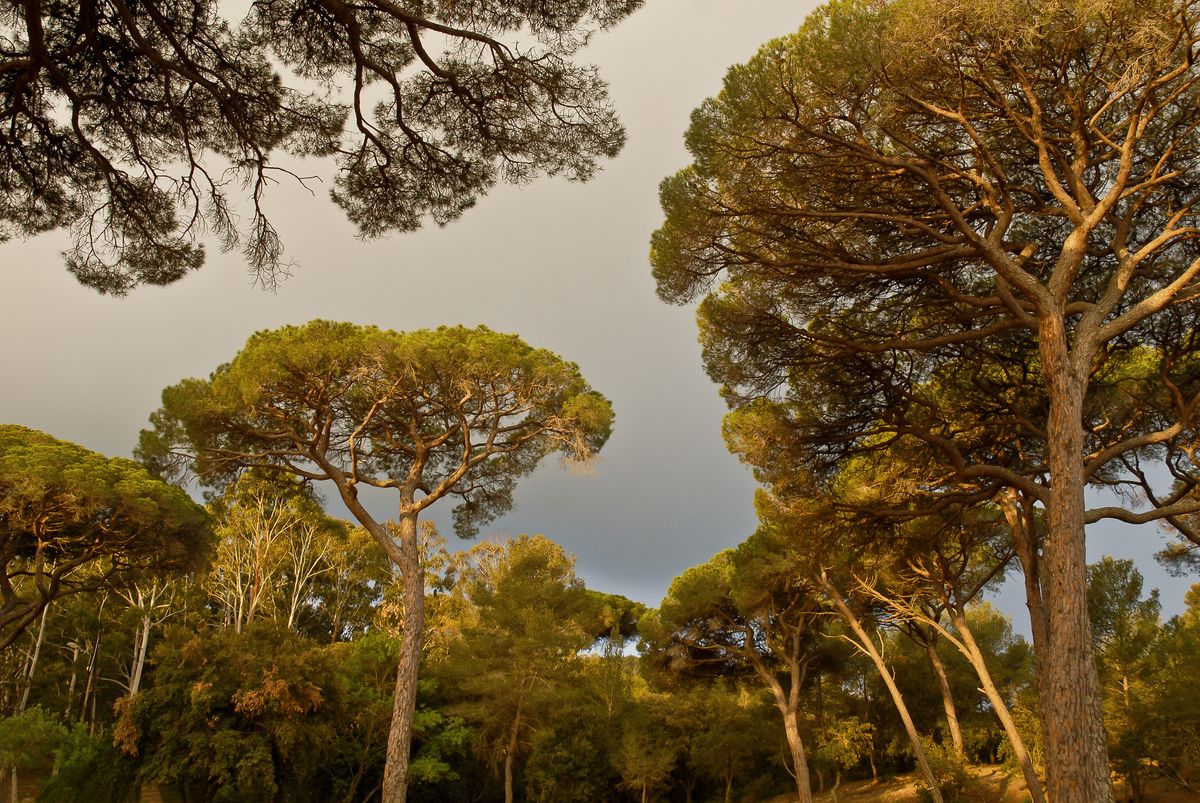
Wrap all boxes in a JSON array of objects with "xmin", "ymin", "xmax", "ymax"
[
  {"xmin": 137, "ymin": 320, "xmax": 612, "ymax": 803},
  {"xmin": 1, "ymin": 0, "xmax": 640, "ymax": 293},
  {"xmin": 0, "ymin": 425, "xmax": 210, "ymax": 652},
  {"xmin": 651, "ymin": 1, "xmax": 1200, "ymax": 797},
  {"xmin": 205, "ymin": 470, "xmax": 343, "ymax": 633}
]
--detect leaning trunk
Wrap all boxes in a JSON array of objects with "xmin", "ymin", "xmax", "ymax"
[
  {"xmin": 1039, "ymin": 321, "xmax": 1114, "ymax": 803},
  {"xmin": 129, "ymin": 614, "xmax": 152, "ymax": 697},
  {"xmin": 946, "ymin": 607, "xmax": 1046, "ymax": 803},
  {"xmin": 381, "ymin": 513, "xmax": 425, "ymax": 803},
  {"xmin": 921, "ymin": 631, "xmax": 964, "ymax": 760},
  {"xmin": 18, "ymin": 604, "xmax": 49, "ymax": 714},
  {"xmin": 781, "ymin": 712, "xmax": 814, "ymax": 803},
  {"xmin": 816, "ymin": 574, "xmax": 943, "ymax": 803}
]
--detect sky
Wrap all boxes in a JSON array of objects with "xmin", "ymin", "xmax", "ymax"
[{"xmin": 1, "ymin": 0, "xmax": 1195, "ymax": 626}]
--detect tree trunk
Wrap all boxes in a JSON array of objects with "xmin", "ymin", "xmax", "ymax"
[
  {"xmin": 1039, "ymin": 321, "xmax": 1114, "ymax": 803},
  {"xmin": 380, "ymin": 513, "xmax": 424, "ymax": 803},
  {"xmin": 724, "ymin": 772, "xmax": 733, "ymax": 803},
  {"xmin": 504, "ymin": 705, "xmax": 522, "ymax": 803},
  {"xmin": 129, "ymin": 615, "xmax": 152, "ymax": 697},
  {"xmin": 18, "ymin": 604, "xmax": 49, "ymax": 714},
  {"xmin": 946, "ymin": 607, "xmax": 1046, "ymax": 803},
  {"xmin": 64, "ymin": 642, "xmax": 79, "ymax": 718},
  {"xmin": 816, "ymin": 573, "xmax": 943, "ymax": 803},
  {"xmin": 1000, "ymin": 490, "xmax": 1050, "ymax": 681},
  {"xmin": 782, "ymin": 713, "xmax": 813, "ymax": 803},
  {"xmin": 921, "ymin": 631, "xmax": 965, "ymax": 761}
]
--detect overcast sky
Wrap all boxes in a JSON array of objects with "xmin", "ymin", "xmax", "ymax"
[{"xmin": 1, "ymin": 0, "xmax": 1194, "ymax": 625}]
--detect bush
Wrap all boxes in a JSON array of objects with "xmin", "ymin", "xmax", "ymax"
[
  {"xmin": 38, "ymin": 725, "xmax": 135, "ymax": 803},
  {"xmin": 916, "ymin": 737, "xmax": 969, "ymax": 802}
]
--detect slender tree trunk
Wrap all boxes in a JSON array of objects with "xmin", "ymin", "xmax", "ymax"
[
  {"xmin": 946, "ymin": 607, "xmax": 1046, "ymax": 803},
  {"xmin": 920, "ymin": 632, "xmax": 965, "ymax": 760},
  {"xmin": 80, "ymin": 632, "xmax": 102, "ymax": 723},
  {"xmin": 64, "ymin": 642, "xmax": 79, "ymax": 717},
  {"xmin": 129, "ymin": 615, "xmax": 152, "ymax": 697},
  {"xmin": 724, "ymin": 771, "xmax": 733, "ymax": 803},
  {"xmin": 504, "ymin": 706, "xmax": 522, "ymax": 803},
  {"xmin": 816, "ymin": 573, "xmax": 943, "ymax": 803},
  {"xmin": 18, "ymin": 604, "xmax": 49, "ymax": 714},
  {"xmin": 1001, "ymin": 490, "xmax": 1050, "ymax": 677},
  {"xmin": 381, "ymin": 513, "xmax": 424, "ymax": 803},
  {"xmin": 1039, "ymin": 322, "xmax": 1114, "ymax": 803}
]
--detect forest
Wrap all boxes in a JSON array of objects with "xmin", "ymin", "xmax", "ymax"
[{"xmin": 3, "ymin": 0, "xmax": 1200, "ymax": 802}]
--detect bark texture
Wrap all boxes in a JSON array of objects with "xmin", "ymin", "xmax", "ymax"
[{"xmin": 381, "ymin": 514, "xmax": 424, "ymax": 803}]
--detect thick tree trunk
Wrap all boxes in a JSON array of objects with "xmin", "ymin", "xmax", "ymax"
[
  {"xmin": 1039, "ymin": 322, "xmax": 1114, "ymax": 803},
  {"xmin": 946, "ymin": 607, "xmax": 1046, "ymax": 803},
  {"xmin": 381, "ymin": 513, "xmax": 424, "ymax": 803},
  {"xmin": 816, "ymin": 574, "xmax": 943, "ymax": 803},
  {"xmin": 920, "ymin": 632, "xmax": 964, "ymax": 760}
]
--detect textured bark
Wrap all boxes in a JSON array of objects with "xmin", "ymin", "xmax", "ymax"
[
  {"xmin": 781, "ymin": 713, "xmax": 814, "ymax": 803},
  {"xmin": 1039, "ymin": 322, "xmax": 1114, "ymax": 803},
  {"xmin": 817, "ymin": 574, "xmax": 942, "ymax": 803},
  {"xmin": 381, "ymin": 513, "xmax": 424, "ymax": 803},
  {"xmin": 751, "ymin": 630, "xmax": 814, "ymax": 803}
]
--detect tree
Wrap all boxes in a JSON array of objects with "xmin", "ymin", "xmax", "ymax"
[
  {"xmin": 0, "ymin": 425, "xmax": 210, "ymax": 651},
  {"xmin": 1, "ymin": 0, "xmax": 641, "ymax": 293},
  {"xmin": 1141, "ymin": 584, "xmax": 1200, "ymax": 793},
  {"xmin": 115, "ymin": 622, "xmax": 347, "ymax": 802},
  {"xmin": 206, "ymin": 470, "xmax": 341, "ymax": 633},
  {"xmin": 689, "ymin": 684, "xmax": 776, "ymax": 803},
  {"xmin": 1086, "ymin": 557, "xmax": 1162, "ymax": 800},
  {"xmin": 641, "ymin": 536, "xmax": 828, "ymax": 803},
  {"xmin": 442, "ymin": 534, "xmax": 595, "ymax": 803},
  {"xmin": 650, "ymin": 1, "xmax": 1200, "ymax": 799},
  {"xmin": 137, "ymin": 320, "xmax": 613, "ymax": 803},
  {"xmin": 616, "ymin": 700, "xmax": 680, "ymax": 803}
]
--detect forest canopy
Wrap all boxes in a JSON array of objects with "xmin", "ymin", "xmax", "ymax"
[{"xmin": 0, "ymin": 0, "xmax": 641, "ymax": 293}]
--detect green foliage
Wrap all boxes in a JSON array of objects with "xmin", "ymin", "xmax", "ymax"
[
  {"xmin": 37, "ymin": 725, "xmax": 136, "ymax": 803},
  {"xmin": 1136, "ymin": 584, "xmax": 1200, "ymax": 791},
  {"xmin": 139, "ymin": 322, "xmax": 613, "ymax": 539},
  {"xmin": 0, "ymin": 707, "xmax": 66, "ymax": 775},
  {"xmin": 524, "ymin": 709, "xmax": 620, "ymax": 803},
  {"xmin": 0, "ymin": 425, "xmax": 211, "ymax": 650},
  {"xmin": 440, "ymin": 535, "xmax": 595, "ymax": 781},
  {"xmin": 915, "ymin": 736, "xmax": 969, "ymax": 803},
  {"xmin": 410, "ymin": 691, "xmax": 472, "ymax": 786},
  {"xmin": 2, "ymin": 1, "xmax": 640, "ymax": 293},
  {"xmin": 616, "ymin": 703, "xmax": 679, "ymax": 801},
  {"xmin": 117, "ymin": 622, "xmax": 345, "ymax": 802}
]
